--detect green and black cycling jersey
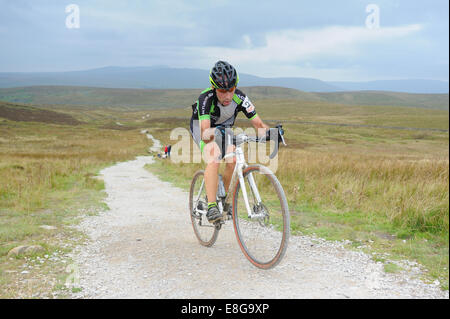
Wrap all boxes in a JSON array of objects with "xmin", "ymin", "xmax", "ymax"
[
  {"xmin": 190, "ymin": 87, "xmax": 257, "ymax": 132},
  {"xmin": 189, "ymin": 87, "xmax": 258, "ymax": 154}
]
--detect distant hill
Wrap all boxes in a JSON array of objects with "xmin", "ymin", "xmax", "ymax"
[
  {"xmin": 0, "ymin": 86, "xmax": 447, "ymax": 111},
  {"xmin": 313, "ymin": 90, "xmax": 449, "ymax": 110},
  {"xmin": 241, "ymin": 74, "xmax": 341, "ymax": 92},
  {"xmin": 245, "ymin": 87, "xmax": 448, "ymax": 110},
  {"xmin": 0, "ymin": 66, "xmax": 448, "ymax": 93},
  {"xmin": 0, "ymin": 101, "xmax": 80, "ymax": 125},
  {"xmin": 0, "ymin": 86, "xmax": 199, "ymax": 109},
  {"xmin": 0, "ymin": 66, "xmax": 339, "ymax": 92},
  {"xmin": 330, "ymin": 79, "xmax": 449, "ymax": 94}
]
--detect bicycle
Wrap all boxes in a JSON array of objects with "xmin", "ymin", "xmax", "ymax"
[{"xmin": 189, "ymin": 125, "xmax": 290, "ymax": 269}]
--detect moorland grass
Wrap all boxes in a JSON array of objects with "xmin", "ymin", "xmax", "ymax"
[
  {"xmin": 0, "ymin": 118, "xmax": 149, "ymax": 297},
  {"xmin": 1, "ymin": 97, "xmax": 448, "ymax": 295}
]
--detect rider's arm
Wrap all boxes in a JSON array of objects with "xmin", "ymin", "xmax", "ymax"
[
  {"xmin": 235, "ymin": 90, "xmax": 268, "ymax": 136},
  {"xmin": 200, "ymin": 119, "xmax": 215, "ymax": 143},
  {"xmin": 250, "ymin": 115, "xmax": 270, "ymax": 137},
  {"xmin": 196, "ymin": 89, "xmax": 216, "ymax": 151}
]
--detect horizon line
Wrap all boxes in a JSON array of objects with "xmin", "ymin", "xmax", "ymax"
[{"xmin": 0, "ymin": 65, "xmax": 448, "ymax": 84}]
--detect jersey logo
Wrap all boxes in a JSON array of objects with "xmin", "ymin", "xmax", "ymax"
[
  {"xmin": 236, "ymin": 93, "xmax": 245, "ymax": 101},
  {"xmin": 201, "ymin": 92, "xmax": 214, "ymax": 111},
  {"xmin": 242, "ymin": 96, "xmax": 255, "ymax": 113}
]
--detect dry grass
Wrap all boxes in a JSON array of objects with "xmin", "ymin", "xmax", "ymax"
[
  {"xmin": 0, "ymin": 120, "xmax": 149, "ymax": 215},
  {"xmin": 1, "ymin": 97, "xmax": 448, "ymax": 293},
  {"xmin": 277, "ymin": 149, "xmax": 449, "ymax": 233},
  {"xmin": 0, "ymin": 118, "xmax": 150, "ymax": 297}
]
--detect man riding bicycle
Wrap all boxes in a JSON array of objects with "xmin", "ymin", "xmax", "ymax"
[{"xmin": 189, "ymin": 60, "xmax": 273, "ymax": 223}]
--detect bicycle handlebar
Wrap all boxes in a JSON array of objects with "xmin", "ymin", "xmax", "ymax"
[{"xmin": 231, "ymin": 124, "xmax": 286, "ymax": 159}]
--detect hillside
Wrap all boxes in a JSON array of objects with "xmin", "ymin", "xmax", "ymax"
[
  {"xmin": 0, "ymin": 86, "xmax": 447, "ymax": 111},
  {"xmin": 0, "ymin": 86, "xmax": 199, "ymax": 109},
  {"xmin": 0, "ymin": 101, "xmax": 80, "ymax": 125},
  {"xmin": 313, "ymin": 90, "xmax": 450, "ymax": 110},
  {"xmin": 330, "ymin": 79, "xmax": 449, "ymax": 94}
]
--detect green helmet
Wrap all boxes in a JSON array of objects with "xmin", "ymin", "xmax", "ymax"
[{"xmin": 209, "ymin": 61, "xmax": 239, "ymax": 89}]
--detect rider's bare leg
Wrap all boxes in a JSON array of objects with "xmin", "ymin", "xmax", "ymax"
[
  {"xmin": 204, "ymin": 142, "xmax": 221, "ymax": 204},
  {"xmin": 223, "ymin": 144, "xmax": 236, "ymax": 193},
  {"xmin": 204, "ymin": 142, "xmax": 236, "ymax": 203}
]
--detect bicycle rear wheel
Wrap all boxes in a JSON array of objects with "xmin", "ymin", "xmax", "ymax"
[
  {"xmin": 189, "ymin": 170, "xmax": 219, "ymax": 246},
  {"xmin": 232, "ymin": 165, "xmax": 290, "ymax": 269}
]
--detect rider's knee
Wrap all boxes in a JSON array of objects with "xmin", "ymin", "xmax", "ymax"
[
  {"xmin": 226, "ymin": 157, "xmax": 237, "ymax": 166},
  {"xmin": 206, "ymin": 159, "xmax": 220, "ymax": 169},
  {"xmin": 224, "ymin": 145, "xmax": 236, "ymax": 164},
  {"xmin": 203, "ymin": 141, "xmax": 221, "ymax": 164}
]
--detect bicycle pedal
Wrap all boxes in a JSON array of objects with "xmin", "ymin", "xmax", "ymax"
[{"xmin": 213, "ymin": 220, "xmax": 224, "ymax": 230}]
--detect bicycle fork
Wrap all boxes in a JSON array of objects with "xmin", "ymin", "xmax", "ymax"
[
  {"xmin": 224, "ymin": 147, "xmax": 263, "ymax": 220},
  {"xmin": 238, "ymin": 170, "xmax": 264, "ymax": 219}
]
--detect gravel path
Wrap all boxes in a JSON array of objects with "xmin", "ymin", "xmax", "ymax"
[{"xmin": 69, "ymin": 134, "xmax": 448, "ymax": 299}]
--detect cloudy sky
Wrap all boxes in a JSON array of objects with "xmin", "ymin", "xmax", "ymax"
[{"xmin": 0, "ymin": 0, "xmax": 448, "ymax": 81}]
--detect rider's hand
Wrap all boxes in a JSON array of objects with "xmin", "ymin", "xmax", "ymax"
[
  {"xmin": 265, "ymin": 127, "xmax": 283, "ymax": 143},
  {"xmin": 214, "ymin": 125, "xmax": 227, "ymax": 146},
  {"xmin": 215, "ymin": 125, "xmax": 226, "ymax": 137}
]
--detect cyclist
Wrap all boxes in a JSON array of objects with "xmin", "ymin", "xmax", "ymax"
[{"xmin": 189, "ymin": 60, "xmax": 271, "ymax": 223}]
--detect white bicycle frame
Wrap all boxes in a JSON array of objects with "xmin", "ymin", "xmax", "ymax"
[{"xmin": 222, "ymin": 136, "xmax": 263, "ymax": 219}]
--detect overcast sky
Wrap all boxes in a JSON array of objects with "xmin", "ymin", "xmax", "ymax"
[{"xmin": 0, "ymin": 0, "xmax": 448, "ymax": 81}]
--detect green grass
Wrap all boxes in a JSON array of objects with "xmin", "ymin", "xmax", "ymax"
[{"xmin": 383, "ymin": 263, "xmax": 403, "ymax": 273}]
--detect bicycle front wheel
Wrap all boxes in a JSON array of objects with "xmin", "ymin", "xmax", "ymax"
[
  {"xmin": 189, "ymin": 170, "xmax": 219, "ymax": 247},
  {"xmin": 232, "ymin": 165, "xmax": 290, "ymax": 269}
]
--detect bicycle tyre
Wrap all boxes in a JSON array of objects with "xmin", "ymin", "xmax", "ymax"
[
  {"xmin": 232, "ymin": 164, "xmax": 290, "ymax": 269},
  {"xmin": 189, "ymin": 170, "xmax": 219, "ymax": 247}
]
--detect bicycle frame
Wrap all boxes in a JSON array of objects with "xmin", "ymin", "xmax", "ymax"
[
  {"xmin": 193, "ymin": 144, "xmax": 257, "ymax": 218},
  {"xmin": 222, "ymin": 138, "xmax": 263, "ymax": 219}
]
